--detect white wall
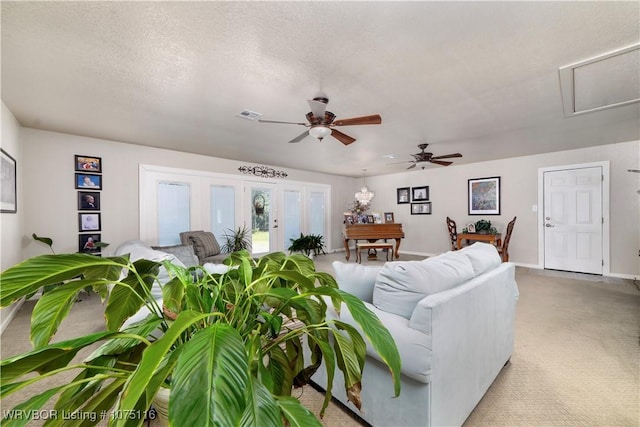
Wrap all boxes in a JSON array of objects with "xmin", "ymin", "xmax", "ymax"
[
  {"xmin": 1, "ymin": 102, "xmax": 24, "ymax": 332},
  {"xmin": 362, "ymin": 140, "xmax": 640, "ymax": 277},
  {"xmin": 20, "ymin": 128, "xmax": 358, "ymax": 258}
]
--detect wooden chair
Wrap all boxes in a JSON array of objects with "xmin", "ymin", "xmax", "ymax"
[
  {"xmin": 498, "ymin": 217, "xmax": 517, "ymax": 262},
  {"xmin": 446, "ymin": 217, "xmax": 458, "ymax": 251}
]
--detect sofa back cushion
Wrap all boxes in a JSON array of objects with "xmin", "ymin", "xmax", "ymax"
[
  {"xmin": 458, "ymin": 242, "xmax": 502, "ymax": 276},
  {"xmin": 372, "ymin": 252, "xmax": 474, "ymax": 318},
  {"xmin": 332, "ymin": 261, "xmax": 382, "ymax": 303}
]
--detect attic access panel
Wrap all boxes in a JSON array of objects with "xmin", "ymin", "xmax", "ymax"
[{"xmin": 559, "ymin": 43, "xmax": 640, "ymax": 117}]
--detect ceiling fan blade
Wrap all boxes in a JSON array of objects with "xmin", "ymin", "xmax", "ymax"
[
  {"xmin": 333, "ymin": 114, "xmax": 382, "ymax": 126},
  {"xmin": 331, "ymin": 129, "xmax": 357, "ymax": 145},
  {"xmin": 259, "ymin": 119, "xmax": 307, "ymax": 125},
  {"xmin": 288, "ymin": 130, "xmax": 310, "ymax": 143},
  {"xmin": 406, "ymin": 163, "xmax": 417, "ymax": 169},
  {"xmin": 308, "ymin": 99, "xmax": 328, "ymax": 121},
  {"xmin": 431, "ymin": 153, "xmax": 463, "ymax": 160},
  {"xmin": 430, "ymin": 160, "xmax": 454, "ymax": 166}
]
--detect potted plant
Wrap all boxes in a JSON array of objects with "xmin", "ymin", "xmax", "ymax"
[
  {"xmin": 287, "ymin": 233, "xmax": 326, "ymax": 257},
  {"xmin": 475, "ymin": 219, "xmax": 492, "ymax": 234},
  {"xmin": 220, "ymin": 225, "xmax": 252, "ymax": 253},
  {"xmin": 0, "ymin": 250, "xmax": 401, "ymax": 426}
]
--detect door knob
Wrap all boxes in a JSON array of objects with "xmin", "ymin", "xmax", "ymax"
[{"xmin": 545, "ymin": 223, "xmax": 554, "ymax": 228}]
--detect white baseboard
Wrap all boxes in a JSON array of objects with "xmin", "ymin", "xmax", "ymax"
[{"xmin": 0, "ymin": 298, "xmax": 25, "ymax": 335}]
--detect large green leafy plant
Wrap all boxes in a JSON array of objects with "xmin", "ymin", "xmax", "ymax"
[{"xmin": 0, "ymin": 250, "xmax": 401, "ymax": 426}]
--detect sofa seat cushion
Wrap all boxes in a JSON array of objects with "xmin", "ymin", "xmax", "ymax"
[
  {"xmin": 151, "ymin": 244, "xmax": 199, "ymax": 268},
  {"xmin": 372, "ymin": 252, "xmax": 474, "ymax": 319},
  {"xmin": 332, "ymin": 261, "xmax": 382, "ymax": 303},
  {"xmin": 323, "ymin": 296, "xmax": 433, "ymax": 384}
]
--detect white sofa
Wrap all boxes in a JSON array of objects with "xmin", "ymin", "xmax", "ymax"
[{"xmin": 312, "ymin": 243, "xmax": 519, "ymax": 427}]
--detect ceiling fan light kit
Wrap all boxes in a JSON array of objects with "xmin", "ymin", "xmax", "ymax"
[{"xmin": 259, "ymin": 96, "xmax": 381, "ymax": 145}]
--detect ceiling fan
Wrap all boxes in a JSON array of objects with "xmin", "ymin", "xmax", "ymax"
[
  {"xmin": 393, "ymin": 143, "xmax": 463, "ymax": 169},
  {"xmin": 258, "ymin": 96, "xmax": 382, "ymax": 145}
]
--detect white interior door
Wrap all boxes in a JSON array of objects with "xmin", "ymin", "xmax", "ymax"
[{"xmin": 543, "ymin": 166, "xmax": 603, "ymax": 274}]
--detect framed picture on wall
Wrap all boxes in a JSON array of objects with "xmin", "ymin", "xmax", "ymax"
[
  {"xmin": 78, "ymin": 191, "xmax": 100, "ymax": 210},
  {"xmin": 411, "ymin": 186, "xmax": 429, "ymax": 201},
  {"xmin": 468, "ymin": 176, "xmax": 501, "ymax": 215},
  {"xmin": 397, "ymin": 187, "xmax": 410, "ymax": 204},
  {"xmin": 79, "ymin": 233, "xmax": 102, "ymax": 253},
  {"xmin": 75, "ymin": 173, "xmax": 102, "ymax": 190},
  {"xmin": 1, "ymin": 148, "xmax": 17, "ymax": 213},
  {"xmin": 75, "ymin": 155, "xmax": 102, "ymax": 173},
  {"xmin": 79, "ymin": 213, "xmax": 101, "ymax": 232},
  {"xmin": 411, "ymin": 202, "xmax": 432, "ymax": 215}
]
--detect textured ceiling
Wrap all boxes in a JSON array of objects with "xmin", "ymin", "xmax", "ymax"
[{"xmin": 2, "ymin": 1, "xmax": 639, "ymax": 177}]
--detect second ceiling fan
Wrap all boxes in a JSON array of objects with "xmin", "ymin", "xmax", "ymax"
[
  {"xmin": 396, "ymin": 143, "xmax": 463, "ymax": 169},
  {"xmin": 259, "ymin": 96, "xmax": 382, "ymax": 145}
]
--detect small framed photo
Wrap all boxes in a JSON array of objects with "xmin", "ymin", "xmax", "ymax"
[
  {"xmin": 467, "ymin": 222, "xmax": 476, "ymax": 233},
  {"xmin": 79, "ymin": 213, "xmax": 101, "ymax": 232},
  {"xmin": 367, "ymin": 214, "xmax": 375, "ymax": 224},
  {"xmin": 468, "ymin": 176, "xmax": 501, "ymax": 215},
  {"xmin": 412, "ymin": 186, "xmax": 429, "ymax": 201},
  {"xmin": 397, "ymin": 187, "xmax": 410, "ymax": 204},
  {"xmin": 372, "ymin": 212, "xmax": 382, "ymax": 224},
  {"xmin": 79, "ymin": 233, "xmax": 101, "ymax": 253},
  {"xmin": 344, "ymin": 213, "xmax": 355, "ymax": 224},
  {"xmin": 384, "ymin": 212, "xmax": 395, "ymax": 223},
  {"xmin": 75, "ymin": 173, "xmax": 102, "ymax": 190},
  {"xmin": 1, "ymin": 148, "xmax": 17, "ymax": 213},
  {"xmin": 78, "ymin": 191, "xmax": 100, "ymax": 210},
  {"xmin": 75, "ymin": 155, "xmax": 102, "ymax": 173},
  {"xmin": 411, "ymin": 202, "xmax": 432, "ymax": 215}
]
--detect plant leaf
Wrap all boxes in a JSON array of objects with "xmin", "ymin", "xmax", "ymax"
[
  {"xmin": 239, "ymin": 376, "xmax": 282, "ymax": 427},
  {"xmin": 0, "ymin": 254, "xmax": 128, "ymax": 307},
  {"xmin": 276, "ymin": 396, "xmax": 323, "ymax": 427},
  {"xmin": 170, "ymin": 324, "xmax": 249, "ymax": 426}
]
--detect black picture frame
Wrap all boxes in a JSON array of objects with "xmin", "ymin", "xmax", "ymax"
[
  {"xmin": 411, "ymin": 202, "xmax": 432, "ymax": 215},
  {"xmin": 397, "ymin": 187, "xmax": 410, "ymax": 204},
  {"xmin": 79, "ymin": 212, "xmax": 101, "ymax": 232},
  {"xmin": 79, "ymin": 233, "xmax": 102, "ymax": 253},
  {"xmin": 366, "ymin": 214, "xmax": 375, "ymax": 224},
  {"xmin": 78, "ymin": 191, "xmax": 100, "ymax": 210},
  {"xmin": 1, "ymin": 148, "xmax": 17, "ymax": 213},
  {"xmin": 75, "ymin": 155, "xmax": 102, "ymax": 173},
  {"xmin": 412, "ymin": 186, "xmax": 429, "ymax": 201},
  {"xmin": 468, "ymin": 176, "xmax": 501, "ymax": 215},
  {"xmin": 75, "ymin": 173, "xmax": 102, "ymax": 190}
]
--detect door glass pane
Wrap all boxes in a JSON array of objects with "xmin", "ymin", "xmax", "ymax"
[
  {"xmin": 284, "ymin": 190, "xmax": 302, "ymax": 248},
  {"xmin": 210, "ymin": 185, "xmax": 235, "ymax": 244},
  {"xmin": 309, "ymin": 191, "xmax": 325, "ymax": 236},
  {"xmin": 157, "ymin": 182, "xmax": 190, "ymax": 245},
  {"xmin": 252, "ymin": 188, "xmax": 270, "ymax": 254}
]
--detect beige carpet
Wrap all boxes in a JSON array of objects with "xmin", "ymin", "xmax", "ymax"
[{"xmin": 2, "ymin": 252, "xmax": 638, "ymax": 426}]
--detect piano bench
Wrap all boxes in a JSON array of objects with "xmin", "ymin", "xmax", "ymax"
[{"xmin": 356, "ymin": 242, "xmax": 394, "ymax": 263}]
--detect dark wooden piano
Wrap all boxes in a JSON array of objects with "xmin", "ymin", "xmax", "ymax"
[{"xmin": 343, "ymin": 223, "xmax": 405, "ymax": 261}]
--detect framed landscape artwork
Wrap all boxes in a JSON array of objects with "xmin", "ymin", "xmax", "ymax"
[{"xmin": 468, "ymin": 176, "xmax": 501, "ymax": 215}]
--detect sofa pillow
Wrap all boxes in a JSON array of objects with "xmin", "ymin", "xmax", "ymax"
[
  {"xmin": 151, "ymin": 244, "xmax": 199, "ymax": 268},
  {"xmin": 372, "ymin": 253, "xmax": 474, "ymax": 318},
  {"xmin": 458, "ymin": 242, "xmax": 502, "ymax": 276},
  {"xmin": 188, "ymin": 232, "xmax": 221, "ymax": 260},
  {"xmin": 332, "ymin": 261, "xmax": 383, "ymax": 303}
]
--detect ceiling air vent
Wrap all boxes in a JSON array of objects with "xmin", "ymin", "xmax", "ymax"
[
  {"xmin": 237, "ymin": 110, "xmax": 262, "ymax": 120},
  {"xmin": 559, "ymin": 43, "xmax": 640, "ymax": 117}
]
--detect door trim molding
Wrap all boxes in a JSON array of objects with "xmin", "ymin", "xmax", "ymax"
[{"xmin": 537, "ymin": 161, "xmax": 610, "ymax": 275}]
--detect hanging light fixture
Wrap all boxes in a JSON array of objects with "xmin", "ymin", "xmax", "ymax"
[
  {"xmin": 308, "ymin": 125, "xmax": 332, "ymax": 141},
  {"xmin": 355, "ymin": 169, "xmax": 374, "ymax": 205}
]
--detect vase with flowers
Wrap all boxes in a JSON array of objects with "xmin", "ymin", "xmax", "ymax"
[{"xmin": 348, "ymin": 200, "xmax": 370, "ymax": 223}]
